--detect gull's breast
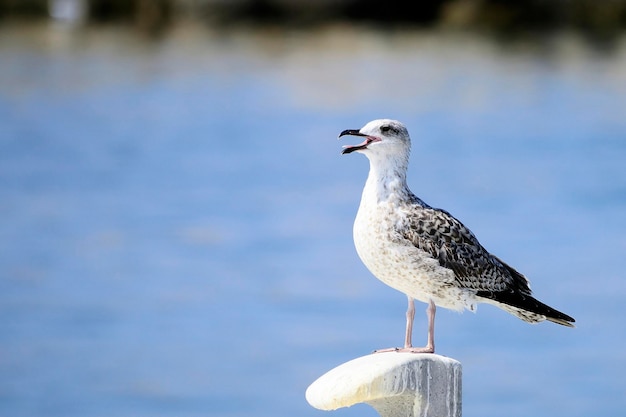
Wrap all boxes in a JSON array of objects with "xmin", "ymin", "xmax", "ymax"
[{"xmin": 353, "ymin": 201, "xmax": 473, "ymax": 311}]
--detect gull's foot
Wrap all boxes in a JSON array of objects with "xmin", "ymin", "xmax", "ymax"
[{"xmin": 373, "ymin": 345, "xmax": 434, "ymax": 354}]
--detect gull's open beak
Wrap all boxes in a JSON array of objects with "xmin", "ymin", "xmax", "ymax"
[
  {"xmin": 339, "ymin": 129, "xmax": 365, "ymax": 138},
  {"xmin": 339, "ymin": 129, "xmax": 379, "ymax": 154}
]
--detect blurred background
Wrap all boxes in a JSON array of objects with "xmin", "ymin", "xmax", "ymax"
[{"xmin": 1, "ymin": 1, "xmax": 625, "ymax": 417}]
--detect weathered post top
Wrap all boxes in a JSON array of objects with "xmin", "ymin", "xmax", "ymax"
[{"xmin": 306, "ymin": 352, "xmax": 462, "ymax": 417}]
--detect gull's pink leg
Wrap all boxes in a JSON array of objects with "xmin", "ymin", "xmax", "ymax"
[
  {"xmin": 424, "ymin": 299, "xmax": 436, "ymax": 353},
  {"xmin": 374, "ymin": 297, "xmax": 436, "ymax": 354},
  {"xmin": 403, "ymin": 296, "xmax": 415, "ymax": 348}
]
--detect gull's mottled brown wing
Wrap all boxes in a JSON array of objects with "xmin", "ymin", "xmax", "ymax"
[{"xmin": 397, "ymin": 200, "xmax": 531, "ymax": 295}]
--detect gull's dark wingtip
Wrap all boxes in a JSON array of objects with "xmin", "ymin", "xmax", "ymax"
[
  {"xmin": 476, "ymin": 289, "xmax": 575, "ymax": 328},
  {"xmin": 545, "ymin": 308, "xmax": 576, "ymax": 327},
  {"xmin": 547, "ymin": 316, "xmax": 576, "ymax": 328}
]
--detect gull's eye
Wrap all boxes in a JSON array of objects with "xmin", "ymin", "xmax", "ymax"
[{"xmin": 380, "ymin": 125, "xmax": 397, "ymax": 134}]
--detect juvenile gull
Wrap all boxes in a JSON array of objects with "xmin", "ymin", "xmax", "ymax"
[{"xmin": 340, "ymin": 119, "xmax": 575, "ymax": 353}]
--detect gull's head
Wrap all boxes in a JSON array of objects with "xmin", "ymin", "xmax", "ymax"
[{"xmin": 339, "ymin": 119, "xmax": 410, "ymax": 158}]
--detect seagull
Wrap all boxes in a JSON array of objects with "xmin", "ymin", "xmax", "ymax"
[{"xmin": 340, "ymin": 119, "xmax": 575, "ymax": 353}]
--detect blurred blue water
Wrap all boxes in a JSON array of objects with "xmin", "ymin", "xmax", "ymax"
[{"xmin": 0, "ymin": 23, "xmax": 625, "ymax": 417}]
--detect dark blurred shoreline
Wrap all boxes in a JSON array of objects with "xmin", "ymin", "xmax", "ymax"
[{"xmin": 2, "ymin": 0, "xmax": 626, "ymax": 38}]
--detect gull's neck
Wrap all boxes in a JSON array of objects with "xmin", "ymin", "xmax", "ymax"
[{"xmin": 361, "ymin": 152, "xmax": 412, "ymax": 205}]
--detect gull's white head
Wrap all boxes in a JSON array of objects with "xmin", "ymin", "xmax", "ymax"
[{"xmin": 339, "ymin": 119, "xmax": 411, "ymax": 159}]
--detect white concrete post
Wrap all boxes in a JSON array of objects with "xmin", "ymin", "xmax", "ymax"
[{"xmin": 306, "ymin": 353, "xmax": 462, "ymax": 417}]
